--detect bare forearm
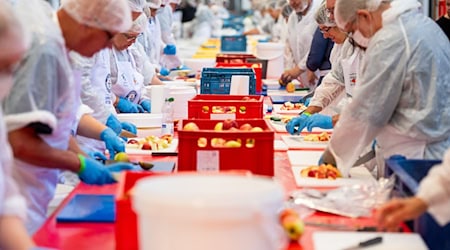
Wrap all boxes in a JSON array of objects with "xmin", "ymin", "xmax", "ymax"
[
  {"xmin": 332, "ymin": 114, "xmax": 340, "ymax": 126},
  {"xmin": 8, "ymin": 126, "xmax": 81, "ymax": 172},
  {"xmin": 76, "ymin": 114, "xmax": 106, "ymax": 140},
  {"xmin": 0, "ymin": 216, "xmax": 34, "ymax": 250},
  {"xmin": 304, "ymin": 105, "xmax": 322, "ymax": 114}
]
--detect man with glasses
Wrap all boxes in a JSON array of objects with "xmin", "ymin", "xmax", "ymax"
[
  {"xmin": 320, "ymin": 0, "xmax": 450, "ymax": 179},
  {"xmin": 3, "ymin": 0, "xmax": 135, "ymax": 234}
]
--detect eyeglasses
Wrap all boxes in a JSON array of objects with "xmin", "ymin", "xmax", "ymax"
[
  {"xmin": 325, "ymin": 7, "xmax": 334, "ymax": 17},
  {"xmin": 319, "ymin": 26, "xmax": 332, "ymax": 34}
]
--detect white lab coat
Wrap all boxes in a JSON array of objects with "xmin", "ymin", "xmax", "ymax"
[
  {"xmin": 329, "ymin": 0, "xmax": 450, "ymax": 177},
  {"xmin": 417, "ymin": 148, "xmax": 450, "ymax": 226},
  {"xmin": 157, "ymin": 5, "xmax": 176, "ymax": 46}
]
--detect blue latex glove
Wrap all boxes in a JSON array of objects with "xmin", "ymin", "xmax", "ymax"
[
  {"xmin": 163, "ymin": 44, "xmax": 177, "ymax": 55},
  {"xmin": 140, "ymin": 99, "xmax": 151, "ymax": 113},
  {"xmin": 121, "ymin": 121, "xmax": 137, "ymax": 135},
  {"xmin": 105, "ymin": 114, "xmax": 122, "ymax": 134},
  {"xmin": 285, "ymin": 113, "xmax": 311, "ymax": 135},
  {"xmin": 303, "ymin": 97, "xmax": 312, "ymax": 107},
  {"xmin": 87, "ymin": 151, "xmax": 107, "ymax": 161},
  {"xmin": 100, "ymin": 128, "xmax": 125, "ymax": 160},
  {"xmin": 117, "ymin": 97, "xmax": 144, "ymax": 113},
  {"xmin": 305, "ymin": 114, "xmax": 333, "ymax": 132},
  {"xmin": 160, "ymin": 67, "xmax": 170, "ymax": 76},
  {"xmin": 77, "ymin": 155, "xmax": 134, "ymax": 185}
]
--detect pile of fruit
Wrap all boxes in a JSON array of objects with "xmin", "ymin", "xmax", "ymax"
[
  {"xmin": 303, "ymin": 132, "xmax": 330, "ymax": 142},
  {"xmin": 279, "ymin": 208, "xmax": 304, "ymax": 241},
  {"xmin": 280, "ymin": 101, "xmax": 306, "ymax": 111},
  {"xmin": 300, "ymin": 164, "xmax": 342, "ymax": 179},
  {"xmin": 125, "ymin": 134, "xmax": 173, "ymax": 151}
]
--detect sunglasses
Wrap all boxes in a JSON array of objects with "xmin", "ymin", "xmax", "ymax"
[{"xmin": 320, "ymin": 26, "xmax": 332, "ymax": 33}]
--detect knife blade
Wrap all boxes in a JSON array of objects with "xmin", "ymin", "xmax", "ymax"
[
  {"xmin": 304, "ymin": 222, "xmax": 377, "ymax": 232},
  {"xmin": 119, "ymin": 129, "xmax": 138, "ymax": 138},
  {"xmin": 341, "ymin": 236, "xmax": 383, "ymax": 250}
]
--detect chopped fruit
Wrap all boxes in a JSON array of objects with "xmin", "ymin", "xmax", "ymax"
[{"xmin": 300, "ymin": 164, "xmax": 342, "ymax": 179}]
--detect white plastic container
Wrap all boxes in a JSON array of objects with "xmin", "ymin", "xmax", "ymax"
[
  {"xmin": 256, "ymin": 43, "xmax": 285, "ymax": 79},
  {"xmin": 167, "ymin": 85, "xmax": 196, "ymax": 120},
  {"xmin": 182, "ymin": 58, "xmax": 216, "ymax": 73},
  {"xmin": 133, "ymin": 174, "xmax": 286, "ymax": 250}
]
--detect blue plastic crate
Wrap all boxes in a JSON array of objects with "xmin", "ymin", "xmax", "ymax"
[
  {"xmin": 200, "ymin": 67, "xmax": 256, "ymax": 95},
  {"xmin": 385, "ymin": 155, "xmax": 450, "ymax": 250},
  {"xmin": 221, "ymin": 35, "xmax": 247, "ymax": 52}
]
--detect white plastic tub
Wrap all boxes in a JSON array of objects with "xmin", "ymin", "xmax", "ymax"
[
  {"xmin": 133, "ymin": 174, "xmax": 286, "ymax": 250},
  {"xmin": 256, "ymin": 43, "xmax": 285, "ymax": 79}
]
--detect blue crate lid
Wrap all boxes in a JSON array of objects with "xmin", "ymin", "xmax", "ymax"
[
  {"xmin": 200, "ymin": 67, "xmax": 256, "ymax": 94},
  {"xmin": 221, "ymin": 35, "xmax": 247, "ymax": 52}
]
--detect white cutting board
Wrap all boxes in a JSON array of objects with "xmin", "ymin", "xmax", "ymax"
[
  {"xmin": 287, "ymin": 150, "xmax": 325, "ymax": 167},
  {"xmin": 291, "ymin": 166, "xmax": 375, "ymax": 187},
  {"xmin": 274, "ymin": 140, "xmax": 288, "ymax": 151},
  {"xmin": 282, "ymin": 135, "xmax": 329, "ymax": 150},
  {"xmin": 125, "ymin": 139, "xmax": 178, "ymax": 155},
  {"xmin": 272, "ymin": 104, "xmax": 306, "ymax": 115},
  {"xmin": 313, "ymin": 232, "xmax": 428, "ymax": 250}
]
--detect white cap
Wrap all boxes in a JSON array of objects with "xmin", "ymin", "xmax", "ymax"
[
  {"xmin": 128, "ymin": 0, "xmax": 147, "ymax": 12},
  {"xmin": 0, "ymin": 1, "xmax": 30, "ymax": 58},
  {"xmin": 61, "ymin": 0, "xmax": 132, "ymax": 33},
  {"xmin": 147, "ymin": 0, "xmax": 162, "ymax": 9}
]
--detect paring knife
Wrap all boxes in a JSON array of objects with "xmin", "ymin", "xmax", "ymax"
[
  {"xmin": 119, "ymin": 129, "xmax": 138, "ymax": 138},
  {"xmin": 305, "ymin": 222, "xmax": 378, "ymax": 232},
  {"xmin": 341, "ymin": 236, "xmax": 383, "ymax": 250}
]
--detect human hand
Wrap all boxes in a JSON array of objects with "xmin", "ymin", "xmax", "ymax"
[
  {"xmin": 285, "ymin": 113, "xmax": 311, "ymax": 135},
  {"xmin": 279, "ymin": 67, "xmax": 302, "ymax": 86},
  {"xmin": 306, "ymin": 114, "xmax": 333, "ymax": 131},
  {"xmin": 77, "ymin": 155, "xmax": 134, "ymax": 185},
  {"xmin": 100, "ymin": 128, "xmax": 125, "ymax": 159},
  {"xmin": 140, "ymin": 99, "xmax": 151, "ymax": 112},
  {"xmin": 105, "ymin": 114, "xmax": 122, "ymax": 134},
  {"xmin": 376, "ymin": 197, "xmax": 428, "ymax": 232},
  {"xmin": 121, "ymin": 121, "xmax": 137, "ymax": 135},
  {"xmin": 87, "ymin": 151, "xmax": 107, "ymax": 161},
  {"xmin": 306, "ymin": 70, "xmax": 318, "ymax": 86},
  {"xmin": 117, "ymin": 97, "xmax": 142, "ymax": 113}
]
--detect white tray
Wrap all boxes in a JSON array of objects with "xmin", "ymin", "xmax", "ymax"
[
  {"xmin": 117, "ymin": 114, "xmax": 162, "ymax": 128},
  {"xmin": 291, "ymin": 166, "xmax": 375, "ymax": 187},
  {"xmin": 287, "ymin": 150, "xmax": 324, "ymax": 167},
  {"xmin": 125, "ymin": 139, "xmax": 178, "ymax": 155},
  {"xmin": 272, "ymin": 104, "xmax": 306, "ymax": 115},
  {"xmin": 281, "ymin": 135, "xmax": 328, "ymax": 150}
]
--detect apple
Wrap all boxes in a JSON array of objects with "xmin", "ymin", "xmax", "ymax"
[
  {"xmin": 114, "ymin": 152, "xmax": 130, "ymax": 162},
  {"xmin": 141, "ymin": 142, "xmax": 152, "ymax": 150},
  {"xmin": 224, "ymin": 140, "xmax": 241, "ymax": 148},
  {"xmin": 245, "ymin": 138, "xmax": 255, "ymax": 148},
  {"xmin": 286, "ymin": 82, "xmax": 295, "ymax": 93},
  {"xmin": 250, "ymin": 127, "xmax": 263, "ymax": 132},
  {"xmin": 214, "ymin": 122, "xmax": 223, "ymax": 131},
  {"xmin": 239, "ymin": 106, "xmax": 246, "ymax": 113},
  {"xmin": 127, "ymin": 139, "xmax": 139, "ymax": 144},
  {"xmin": 211, "ymin": 138, "xmax": 226, "ymax": 147},
  {"xmin": 197, "ymin": 137, "xmax": 207, "ymax": 147},
  {"xmin": 279, "ymin": 208, "xmax": 299, "ymax": 223},
  {"xmin": 222, "ymin": 119, "xmax": 238, "ymax": 130},
  {"xmin": 281, "ymin": 215, "xmax": 304, "ymax": 241},
  {"xmin": 202, "ymin": 106, "xmax": 209, "ymax": 113},
  {"xmin": 242, "ymin": 96, "xmax": 250, "ymax": 101},
  {"xmin": 239, "ymin": 123, "xmax": 253, "ymax": 131},
  {"xmin": 183, "ymin": 122, "xmax": 200, "ymax": 131}
]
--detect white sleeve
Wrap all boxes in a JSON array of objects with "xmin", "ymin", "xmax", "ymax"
[
  {"xmin": 131, "ymin": 43, "xmax": 155, "ymax": 85},
  {"xmin": 309, "ymin": 73, "xmax": 345, "ymax": 108},
  {"xmin": 417, "ymin": 149, "xmax": 450, "ymax": 226}
]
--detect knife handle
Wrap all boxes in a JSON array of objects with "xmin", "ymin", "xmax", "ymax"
[{"xmin": 359, "ymin": 236, "xmax": 382, "ymax": 247}]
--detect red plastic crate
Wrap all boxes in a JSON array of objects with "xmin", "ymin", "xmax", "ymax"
[
  {"xmin": 215, "ymin": 62, "xmax": 263, "ymax": 92},
  {"xmin": 178, "ymin": 119, "xmax": 274, "ymax": 176},
  {"xmin": 115, "ymin": 171, "xmax": 165, "ymax": 250},
  {"xmin": 215, "ymin": 53, "xmax": 256, "ymax": 64},
  {"xmin": 188, "ymin": 94, "xmax": 264, "ymax": 119}
]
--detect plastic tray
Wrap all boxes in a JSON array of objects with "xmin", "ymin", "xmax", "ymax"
[
  {"xmin": 385, "ymin": 155, "xmax": 449, "ymax": 250},
  {"xmin": 200, "ymin": 67, "xmax": 256, "ymax": 94},
  {"xmin": 220, "ymin": 35, "xmax": 247, "ymax": 52},
  {"xmin": 215, "ymin": 53, "xmax": 255, "ymax": 64},
  {"xmin": 178, "ymin": 119, "xmax": 274, "ymax": 176},
  {"xmin": 188, "ymin": 94, "xmax": 263, "ymax": 119},
  {"xmin": 215, "ymin": 62, "xmax": 263, "ymax": 92}
]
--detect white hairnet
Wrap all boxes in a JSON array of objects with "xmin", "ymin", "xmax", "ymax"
[
  {"xmin": 60, "ymin": 0, "xmax": 132, "ymax": 33},
  {"xmin": 161, "ymin": 0, "xmax": 170, "ymax": 5},
  {"xmin": 315, "ymin": 1, "xmax": 336, "ymax": 26},
  {"xmin": 334, "ymin": 0, "xmax": 382, "ymax": 30},
  {"xmin": 0, "ymin": 1, "xmax": 30, "ymax": 57},
  {"xmin": 169, "ymin": 0, "xmax": 181, "ymax": 4},
  {"xmin": 281, "ymin": 3, "xmax": 293, "ymax": 19},
  {"xmin": 147, "ymin": 0, "xmax": 162, "ymax": 8},
  {"xmin": 128, "ymin": 0, "xmax": 146, "ymax": 12},
  {"xmin": 267, "ymin": 0, "xmax": 285, "ymax": 10},
  {"xmin": 129, "ymin": 13, "xmax": 148, "ymax": 33}
]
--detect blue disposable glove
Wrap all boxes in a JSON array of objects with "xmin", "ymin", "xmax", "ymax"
[
  {"xmin": 303, "ymin": 97, "xmax": 312, "ymax": 107},
  {"xmin": 160, "ymin": 67, "xmax": 170, "ymax": 76},
  {"xmin": 285, "ymin": 113, "xmax": 311, "ymax": 135},
  {"xmin": 77, "ymin": 155, "xmax": 134, "ymax": 185},
  {"xmin": 100, "ymin": 128, "xmax": 125, "ymax": 160},
  {"xmin": 305, "ymin": 114, "xmax": 333, "ymax": 132},
  {"xmin": 105, "ymin": 114, "xmax": 122, "ymax": 134},
  {"xmin": 87, "ymin": 151, "xmax": 107, "ymax": 161},
  {"xmin": 117, "ymin": 97, "xmax": 144, "ymax": 113},
  {"xmin": 163, "ymin": 44, "xmax": 177, "ymax": 55},
  {"xmin": 140, "ymin": 99, "xmax": 151, "ymax": 113},
  {"xmin": 121, "ymin": 121, "xmax": 137, "ymax": 135}
]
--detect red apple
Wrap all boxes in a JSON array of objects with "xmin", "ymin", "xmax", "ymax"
[
  {"xmin": 183, "ymin": 122, "xmax": 200, "ymax": 131},
  {"xmin": 141, "ymin": 142, "xmax": 152, "ymax": 150},
  {"xmin": 222, "ymin": 119, "xmax": 238, "ymax": 130},
  {"xmin": 128, "ymin": 139, "xmax": 139, "ymax": 144},
  {"xmin": 239, "ymin": 123, "xmax": 253, "ymax": 131},
  {"xmin": 281, "ymin": 215, "xmax": 305, "ymax": 241}
]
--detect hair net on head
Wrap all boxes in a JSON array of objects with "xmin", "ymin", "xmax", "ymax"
[
  {"xmin": 315, "ymin": 1, "xmax": 336, "ymax": 26},
  {"xmin": 0, "ymin": 1, "xmax": 30, "ymax": 56},
  {"xmin": 281, "ymin": 3, "xmax": 293, "ymax": 18},
  {"xmin": 60, "ymin": 0, "xmax": 132, "ymax": 33},
  {"xmin": 161, "ymin": 0, "xmax": 170, "ymax": 5},
  {"xmin": 169, "ymin": 0, "xmax": 181, "ymax": 4},
  {"xmin": 128, "ymin": 0, "xmax": 146, "ymax": 12},
  {"xmin": 334, "ymin": 0, "xmax": 382, "ymax": 30},
  {"xmin": 267, "ymin": 0, "xmax": 285, "ymax": 10},
  {"xmin": 128, "ymin": 13, "xmax": 148, "ymax": 33},
  {"xmin": 146, "ymin": 0, "xmax": 162, "ymax": 8}
]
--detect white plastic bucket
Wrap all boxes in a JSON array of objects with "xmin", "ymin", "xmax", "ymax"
[
  {"xmin": 256, "ymin": 43, "xmax": 285, "ymax": 79},
  {"xmin": 132, "ymin": 174, "xmax": 286, "ymax": 250},
  {"xmin": 167, "ymin": 85, "xmax": 196, "ymax": 120}
]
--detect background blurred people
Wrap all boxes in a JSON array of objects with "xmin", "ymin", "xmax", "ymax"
[{"xmin": 436, "ymin": 0, "xmax": 450, "ymax": 40}]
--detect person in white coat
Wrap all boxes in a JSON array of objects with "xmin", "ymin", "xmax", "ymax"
[
  {"xmin": 3, "ymin": 0, "xmax": 135, "ymax": 234},
  {"xmin": 377, "ymin": 148, "xmax": 450, "ymax": 231},
  {"xmin": 280, "ymin": 0, "xmax": 321, "ymax": 88},
  {"xmin": 139, "ymin": 0, "xmax": 164, "ymax": 72},
  {"xmin": 320, "ymin": 0, "xmax": 450, "ymax": 178},
  {"xmin": 0, "ymin": 2, "xmax": 35, "ymax": 248}
]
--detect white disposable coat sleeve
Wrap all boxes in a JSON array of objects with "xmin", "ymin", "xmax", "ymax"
[
  {"xmin": 130, "ymin": 43, "xmax": 155, "ymax": 85},
  {"xmin": 157, "ymin": 5, "xmax": 176, "ymax": 45},
  {"xmin": 417, "ymin": 149, "xmax": 450, "ymax": 226},
  {"xmin": 309, "ymin": 73, "xmax": 345, "ymax": 108}
]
